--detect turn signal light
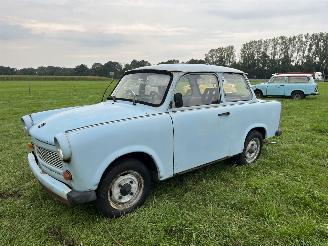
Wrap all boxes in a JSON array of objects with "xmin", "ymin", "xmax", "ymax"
[
  {"xmin": 27, "ymin": 143, "xmax": 33, "ymax": 152},
  {"xmin": 63, "ymin": 170, "xmax": 72, "ymax": 181}
]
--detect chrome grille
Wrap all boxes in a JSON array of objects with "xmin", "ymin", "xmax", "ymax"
[{"xmin": 35, "ymin": 145, "xmax": 63, "ymax": 170}]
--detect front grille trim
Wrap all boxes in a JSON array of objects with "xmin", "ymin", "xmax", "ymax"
[{"xmin": 35, "ymin": 145, "xmax": 64, "ymax": 170}]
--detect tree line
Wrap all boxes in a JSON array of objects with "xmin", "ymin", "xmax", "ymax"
[{"xmin": 1, "ymin": 32, "xmax": 327, "ymax": 79}]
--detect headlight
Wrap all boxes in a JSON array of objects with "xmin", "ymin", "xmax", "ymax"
[
  {"xmin": 56, "ymin": 144, "xmax": 64, "ymax": 160},
  {"xmin": 21, "ymin": 115, "xmax": 34, "ymax": 134},
  {"xmin": 54, "ymin": 133, "xmax": 72, "ymax": 162}
]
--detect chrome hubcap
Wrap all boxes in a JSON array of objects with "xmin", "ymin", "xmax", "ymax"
[
  {"xmin": 109, "ymin": 171, "xmax": 143, "ymax": 209},
  {"xmin": 245, "ymin": 138, "xmax": 260, "ymax": 163}
]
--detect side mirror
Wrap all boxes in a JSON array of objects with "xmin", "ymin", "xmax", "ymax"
[{"xmin": 174, "ymin": 93, "xmax": 183, "ymax": 108}]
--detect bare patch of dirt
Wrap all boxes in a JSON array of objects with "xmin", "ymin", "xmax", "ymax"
[
  {"xmin": 48, "ymin": 226, "xmax": 79, "ymax": 246},
  {"xmin": 0, "ymin": 190, "xmax": 21, "ymax": 200}
]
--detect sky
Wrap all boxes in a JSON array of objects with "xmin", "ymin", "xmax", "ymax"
[{"xmin": 0, "ymin": 0, "xmax": 327, "ymax": 68}]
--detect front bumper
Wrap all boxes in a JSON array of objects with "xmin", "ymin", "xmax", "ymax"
[
  {"xmin": 311, "ymin": 92, "xmax": 319, "ymax": 95},
  {"xmin": 28, "ymin": 153, "xmax": 96, "ymax": 205}
]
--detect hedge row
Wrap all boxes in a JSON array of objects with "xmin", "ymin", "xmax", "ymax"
[{"xmin": 0, "ymin": 75, "xmax": 109, "ymax": 81}]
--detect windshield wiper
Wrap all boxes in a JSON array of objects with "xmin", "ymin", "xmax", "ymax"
[
  {"xmin": 107, "ymin": 95, "xmax": 116, "ymax": 102},
  {"xmin": 127, "ymin": 89, "xmax": 138, "ymax": 105}
]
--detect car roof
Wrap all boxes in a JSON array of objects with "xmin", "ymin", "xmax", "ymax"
[
  {"xmin": 132, "ymin": 64, "xmax": 244, "ymax": 74},
  {"xmin": 274, "ymin": 73, "xmax": 312, "ymax": 77}
]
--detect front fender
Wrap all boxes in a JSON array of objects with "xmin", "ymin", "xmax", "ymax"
[
  {"xmin": 65, "ymin": 112, "xmax": 174, "ymax": 191},
  {"xmin": 92, "ymin": 145, "xmax": 167, "ymax": 188}
]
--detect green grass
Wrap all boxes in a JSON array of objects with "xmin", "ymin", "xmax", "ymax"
[{"xmin": 1, "ymin": 80, "xmax": 328, "ymax": 245}]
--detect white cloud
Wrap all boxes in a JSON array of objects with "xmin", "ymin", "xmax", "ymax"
[
  {"xmin": 102, "ymin": 24, "xmax": 192, "ymax": 36},
  {"xmin": 1, "ymin": 16, "xmax": 192, "ymax": 37}
]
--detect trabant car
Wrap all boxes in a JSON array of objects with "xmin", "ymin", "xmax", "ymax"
[
  {"xmin": 252, "ymin": 73, "xmax": 319, "ymax": 99},
  {"xmin": 22, "ymin": 64, "xmax": 282, "ymax": 217}
]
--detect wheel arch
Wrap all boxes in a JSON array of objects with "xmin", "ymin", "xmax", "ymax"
[
  {"xmin": 254, "ymin": 88, "xmax": 263, "ymax": 94},
  {"xmin": 251, "ymin": 127, "xmax": 266, "ymax": 139},
  {"xmin": 94, "ymin": 147, "xmax": 165, "ymax": 190},
  {"xmin": 244, "ymin": 124, "xmax": 267, "ymax": 142},
  {"xmin": 103, "ymin": 152, "xmax": 159, "ymax": 182},
  {"xmin": 290, "ymin": 89, "xmax": 305, "ymax": 96}
]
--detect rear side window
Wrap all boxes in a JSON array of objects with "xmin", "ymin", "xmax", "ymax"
[
  {"xmin": 288, "ymin": 76, "xmax": 309, "ymax": 83},
  {"xmin": 222, "ymin": 73, "xmax": 252, "ymax": 102}
]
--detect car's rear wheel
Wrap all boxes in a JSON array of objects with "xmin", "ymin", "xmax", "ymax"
[
  {"xmin": 235, "ymin": 130, "xmax": 263, "ymax": 165},
  {"xmin": 254, "ymin": 90, "xmax": 263, "ymax": 98},
  {"xmin": 291, "ymin": 91, "xmax": 304, "ymax": 100},
  {"xmin": 96, "ymin": 158, "xmax": 151, "ymax": 218}
]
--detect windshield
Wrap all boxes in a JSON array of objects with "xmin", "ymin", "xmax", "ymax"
[{"xmin": 112, "ymin": 72, "xmax": 171, "ymax": 106}]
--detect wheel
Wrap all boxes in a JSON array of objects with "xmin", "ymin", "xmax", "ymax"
[
  {"xmin": 254, "ymin": 90, "xmax": 263, "ymax": 98},
  {"xmin": 96, "ymin": 158, "xmax": 151, "ymax": 218},
  {"xmin": 291, "ymin": 91, "xmax": 304, "ymax": 100},
  {"xmin": 235, "ymin": 130, "xmax": 263, "ymax": 165}
]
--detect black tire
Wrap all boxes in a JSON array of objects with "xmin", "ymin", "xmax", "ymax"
[
  {"xmin": 96, "ymin": 158, "xmax": 151, "ymax": 218},
  {"xmin": 235, "ymin": 130, "xmax": 263, "ymax": 165},
  {"xmin": 254, "ymin": 90, "xmax": 263, "ymax": 98},
  {"xmin": 291, "ymin": 91, "xmax": 304, "ymax": 100}
]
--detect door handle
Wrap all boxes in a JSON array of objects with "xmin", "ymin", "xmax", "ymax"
[
  {"xmin": 218, "ymin": 112, "xmax": 230, "ymax": 117},
  {"xmin": 280, "ymin": 85, "xmax": 285, "ymax": 86}
]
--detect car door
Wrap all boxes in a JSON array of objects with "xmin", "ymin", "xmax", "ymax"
[
  {"xmin": 220, "ymin": 73, "xmax": 255, "ymax": 155},
  {"xmin": 169, "ymin": 73, "xmax": 231, "ymax": 174},
  {"xmin": 285, "ymin": 76, "xmax": 309, "ymax": 96},
  {"xmin": 266, "ymin": 76, "xmax": 286, "ymax": 96}
]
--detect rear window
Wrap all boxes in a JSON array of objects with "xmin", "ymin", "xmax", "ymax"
[{"xmin": 288, "ymin": 76, "xmax": 309, "ymax": 83}]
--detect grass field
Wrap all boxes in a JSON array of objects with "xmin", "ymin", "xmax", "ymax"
[{"xmin": 1, "ymin": 80, "xmax": 328, "ymax": 245}]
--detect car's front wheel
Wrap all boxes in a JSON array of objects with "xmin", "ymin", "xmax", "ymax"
[
  {"xmin": 254, "ymin": 90, "xmax": 263, "ymax": 98},
  {"xmin": 235, "ymin": 130, "xmax": 263, "ymax": 165},
  {"xmin": 96, "ymin": 158, "xmax": 151, "ymax": 218}
]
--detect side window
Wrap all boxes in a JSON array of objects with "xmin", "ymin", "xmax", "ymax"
[
  {"xmin": 173, "ymin": 74, "xmax": 220, "ymax": 107},
  {"xmin": 222, "ymin": 73, "xmax": 252, "ymax": 102},
  {"xmin": 288, "ymin": 76, "xmax": 309, "ymax": 83},
  {"xmin": 271, "ymin": 76, "xmax": 286, "ymax": 83},
  {"xmin": 175, "ymin": 75, "xmax": 192, "ymax": 97}
]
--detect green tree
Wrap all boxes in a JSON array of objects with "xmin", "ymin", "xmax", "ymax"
[
  {"xmin": 185, "ymin": 59, "xmax": 206, "ymax": 64},
  {"xmin": 205, "ymin": 46, "xmax": 236, "ymax": 66},
  {"xmin": 123, "ymin": 60, "xmax": 151, "ymax": 72},
  {"xmin": 158, "ymin": 59, "xmax": 180, "ymax": 64},
  {"xmin": 0, "ymin": 66, "xmax": 16, "ymax": 75},
  {"xmin": 74, "ymin": 64, "xmax": 89, "ymax": 76},
  {"xmin": 17, "ymin": 68, "xmax": 36, "ymax": 75},
  {"xmin": 102, "ymin": 61, "xmax": 123, "ymax": 79}
]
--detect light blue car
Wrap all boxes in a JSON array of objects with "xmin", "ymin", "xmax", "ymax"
[
  {"xmin": 22, "ymin": 64, "xmax": 282, "ymax": 217},
  {"xmin": 252, "ymin": 73, "xmax": 319, "ymax": 99}
]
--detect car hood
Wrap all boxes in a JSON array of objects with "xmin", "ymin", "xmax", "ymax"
[{"xmin": 29, "ymin": 101, "xmax": 156, "ymax": 144}]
